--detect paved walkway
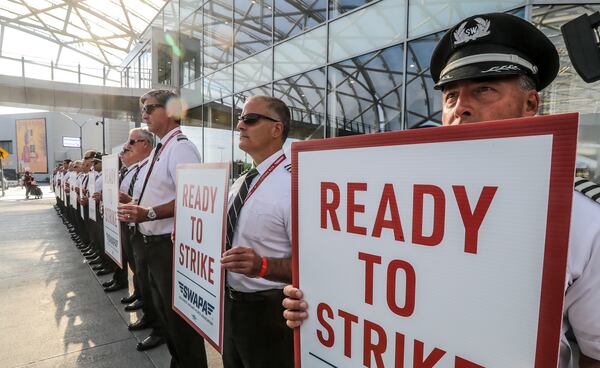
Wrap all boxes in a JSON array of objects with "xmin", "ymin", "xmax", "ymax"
[{"xmin": 0, "ymin": 185, "xmax": 222, "ymax": 368}]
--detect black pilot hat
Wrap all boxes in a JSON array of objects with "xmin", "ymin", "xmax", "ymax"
[
  {"xmin": 92, "ymin": 152, "xmax": 104, "ymax": 162},
  {"xmin": 430, "ymin": 13, "xmax": 559, "ymax": 91}
]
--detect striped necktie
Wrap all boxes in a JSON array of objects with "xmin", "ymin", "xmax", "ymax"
[
  {"xmin": 127, "ymin": 164, "xmax": 141, "ymax": 197},
  {"xmin": 226, "ymin": 168, "xmax": 259, "ymax": 250}
]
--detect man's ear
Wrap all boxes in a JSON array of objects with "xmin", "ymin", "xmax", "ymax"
[
  {"xmin": 524, "ymin": 90, "xmax": 540, "ymax": 116},
  {"xmin": 272, "ymin": 121, "xmax": 284, "ymax": 139}
]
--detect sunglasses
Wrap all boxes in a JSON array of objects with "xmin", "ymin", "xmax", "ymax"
[
  {"xmin": 141, "ymin": 103, "xmax": 164, "ymax": 114},
  {"xmin": 238, "ymin": 113, "xmax": 279, "ymax": 125},
  {"xmin": 128, "ymin": 139, "xmax": 146, "ymax": 145}
]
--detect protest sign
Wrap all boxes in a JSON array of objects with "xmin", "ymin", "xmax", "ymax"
[
  {"xmin": 102, "ymin": 153, "xmax": 122, "ymax": 268},
  {"xmin": 88, "ymin": 172, "xmax": 96, "ymax": 222},
  {"xmin": 173, "ymin": 163, "xmax": 229, "ymax": 352},
  {"xmin": 292, "ymin": 114, "xmax": 578, "ymax": 367}
]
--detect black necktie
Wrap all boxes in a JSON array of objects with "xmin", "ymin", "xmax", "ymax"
[
  {"xmin": 138, "ymin": 143, "xmax": 162, "ymax": 203},
  {"xmin": 226, "ymin": 168, "xmax": 259, "ymax": 250}
]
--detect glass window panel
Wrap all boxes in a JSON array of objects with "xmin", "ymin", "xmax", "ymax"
[
  {"xmin": 274, "ymin": 25, "xmax": 326, "ymax": 80},
  {"xmin": 233, "ymin": 85, "xmax": 273, "ymax": 178},
  {"xmin": 157, "ymin": 43, "xmax": 173, "ymax": 85},
  {"xmin": 164, "ymin": 0, "xmax": 180, "ymax": 33},
  {"xmin": 329, "ymin": 0, "xmax": 407, "ymax": 63},
  {"xmin": 327, "ymin": 44, "xmax": 404, "ymax": 137},
  {"xmin": 203, "ymin": 97, "xmax": 233, "ymax": 164},
  {"xmin": 274, "ymin": 68, "xmax": 326, "ymax": 150},
  {"xmin": 180, "ymin": 9, "xmax": 203, "ymax": 83},
  {"xmin": 181, "ymin": 104, "xmax": 203, "ymax": 160},
  {"xmin": 329, "ymin": 0, "xmax": 375, "ymax": 18},
  {"xmin": 180, "ymin": 0, "xmax": 202, "ymax": 21},
  {"xmin": 274, "ymin": 0, "xmax": 327, "ymax": 41},
  {"xmin": 234, "ymin": 0, "xmax": 273, "ymax": 60},
  {"xmin": 234, "ymin": 49, "xmax": 273, "ymax": 92},
  {"xmin": 204, "ymin": 0, "xmax": 234, "ymax": 74},
  {"xmin": 204, "ymin": 66, "xmax": 233, "ymax": 102},
  {"xmin": 408, "ymin": 0, "xmax": 526, "ymax": 39},
  {"xmin": 139, "ymin": 48, "xmax": 152, "ymax": 89},
  {"xmin": 181, "ymin": 78, "xmax": 204, "ymax": 110},
  {"xmin": 532, "ymin": 5, "xmax": 600, "ymax": 182},
  {"xmin": 405, "ymin": 32, "xmax": 443, "ymax": 129}
]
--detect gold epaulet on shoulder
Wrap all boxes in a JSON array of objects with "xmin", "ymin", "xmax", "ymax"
[
  {"xmin": 177, "ymin": 133, "xmax": 188, "ymax": 141},
  {"xmin": 574, "ymin": 176, "xmax": 600, "ymax": 203},
  {"xmin": 284, "ymin": 163, "xmax": 292, "ymax": 173}
]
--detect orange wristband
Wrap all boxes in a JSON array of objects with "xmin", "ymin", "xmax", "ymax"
[{"xmin": 258, "ymin": 256, "xmax": 268, "ymax": 278}]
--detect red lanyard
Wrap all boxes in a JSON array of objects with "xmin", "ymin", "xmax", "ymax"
[
  {"xmin": 154, "ymin": 129, "xmax": 181, "ymax": 162},
  {"xmin": 244, "ymin": 153, "xmax": 286, "ymax": 204}
]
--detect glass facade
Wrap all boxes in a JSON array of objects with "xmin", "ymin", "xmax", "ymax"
[{"xmin": 126, "ymin": 0, "xmax": 600, "ymax": 180}]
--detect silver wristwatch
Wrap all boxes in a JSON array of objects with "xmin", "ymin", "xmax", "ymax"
[{"xmin": 147, "ymin": 207, "xmax": 157, "ymax": 220}]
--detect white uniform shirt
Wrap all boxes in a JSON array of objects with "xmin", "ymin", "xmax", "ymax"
[
  {"xmin": 95, "ymin": 172, "xmax": 103, "ymax": 193},
  {"xmin": 560, "ymin": 191, "xmax": 600, "ymax": 367},
  {"xmin": 120, "ymin": 163, "xmax": 139, "ymax": 194},
  {"xmin": 138, "ymin": 127, "xmax": 201, "ymax": 236},
  {"xmin": 227, "ymin": 149, "xmax": 291, "ymax": 292},
  {"xmin": 132, "ymin": 158, "xmax": 150, "ymax": 202}
]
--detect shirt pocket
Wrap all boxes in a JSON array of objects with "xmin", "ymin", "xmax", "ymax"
[{"xmin": 243, "ymin": 199, "xmax": 285, "ymax": 245}]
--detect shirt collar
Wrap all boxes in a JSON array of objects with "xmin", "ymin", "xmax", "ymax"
[
  {"xmin": 255, "ymin": 148, "xmax": 285, "ymax": 175},
  {"xmin": 160, "ymin": 127, "xmax": 181, "ymax": 144}
]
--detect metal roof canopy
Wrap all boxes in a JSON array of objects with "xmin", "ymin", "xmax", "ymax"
[{"xmin": 0, "ymin": 0, "xmax": 165, "ymax": 81}]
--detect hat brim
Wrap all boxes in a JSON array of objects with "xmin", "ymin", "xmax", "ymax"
[{"xmin": 434, "ymin": 61, "xmax": 529, "ymax": 89}]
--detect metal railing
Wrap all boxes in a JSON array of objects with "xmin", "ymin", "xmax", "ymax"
[{"xmin": 0, "ymin": 54, "xmax": 152, "ymax": 88}]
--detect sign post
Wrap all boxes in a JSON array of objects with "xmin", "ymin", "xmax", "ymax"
[
  {"xmin": 292, "ymin": 114, "xmax": 578, "ymax": 368},
  {"xmin": 172, "ymin": 162, "xmax": 230, "ymax": 352},
  {"xmin": 102, "ymin": 154, "xmax": 122, "ymax": 267}
]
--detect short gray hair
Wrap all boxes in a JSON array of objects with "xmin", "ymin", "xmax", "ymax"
[
  {"xmin": 248, "ymin": 95, "xmax": 291, "ymax": 141},
  {"xmin": 518, "ymin": 75, "xmax": 537, "ymax": 91},
  {"xmin": 130, "ymin": 127, "xmax": 155, "ymax": 147}
]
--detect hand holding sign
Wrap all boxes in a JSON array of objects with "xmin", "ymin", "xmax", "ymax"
[
  {"xmin": 221, "ymin": 246, "xmax": 262, "ymax": 277},
  {"xmin": 282, "ymin": 285, "xmax": 307, "ymax": 329}
]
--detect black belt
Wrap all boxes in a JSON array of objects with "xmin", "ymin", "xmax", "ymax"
[
  {"xmin": 127, "ymin": 224, "xmax": 137, "ymax": 235},
  {"xmin": 141, "ymin": 233, "xmax": 171, "ymax": 244},
  {"xmin": 226, "ymin": 286, "xmax": 283, "ymax": 302}
]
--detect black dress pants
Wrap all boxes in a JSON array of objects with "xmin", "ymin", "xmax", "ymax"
[
  {"xmin": 130, "ymin": 232, "xmax": 164, "ymax": 336},
  {"xmin": 146, "ymin": 236, "xmax": 207, "ymax": 368},
  {"xmin": 223, "ymin": 288, "xmax": 293, "ymax": 368}
]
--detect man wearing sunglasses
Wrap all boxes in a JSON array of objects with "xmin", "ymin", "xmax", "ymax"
[
  {"xmin": 220, "ymin": 95, "xmax": 294, "ymax": 368},
  {"xmin": 117, "ymin": 127, "xmax": 168, "ymax": 352},
  {"xmin": 281, "ymin": 12, "xmax": 600, "ymax": 368},
  {"xmin": 117, "ymin": 90, "xmax": 207, "ymax": 367}
]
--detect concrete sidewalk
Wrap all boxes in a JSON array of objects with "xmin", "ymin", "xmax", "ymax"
[{"xmin": 0, "ymin": 185, "xmax": 222, "ymax": 368}]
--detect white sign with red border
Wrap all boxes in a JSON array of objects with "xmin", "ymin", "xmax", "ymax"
[
  {"xmin": 173, "ymin": 162, "xmax": 229, "ymax": 353},
  {"xmin": 69, "ymin": 173, "xmax": 77, "ymax": 209},
  {"xmin": 88, "ymin": 171, "xmax": 96, "ymax": 222},
  {"xmin": 292, "ymin": 114, "xmax": 578, "ymax": 368},
  {"xmin": 102, "ymin": 153, "xmax": 122, "ymax": 268}
]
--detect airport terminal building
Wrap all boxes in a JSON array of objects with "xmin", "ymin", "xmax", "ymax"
[
  {"xmin": 117, "ymin": 0, "xmax": 600, "ymax": 180},
  {"xmin": 0, "ymin": 1, "xmax": 598, "ymax": 181}
]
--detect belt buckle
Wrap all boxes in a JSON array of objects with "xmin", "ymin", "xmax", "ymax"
[{"xmin": 226, "ymin": 286, "xmax": 236, "ymax": 301}]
